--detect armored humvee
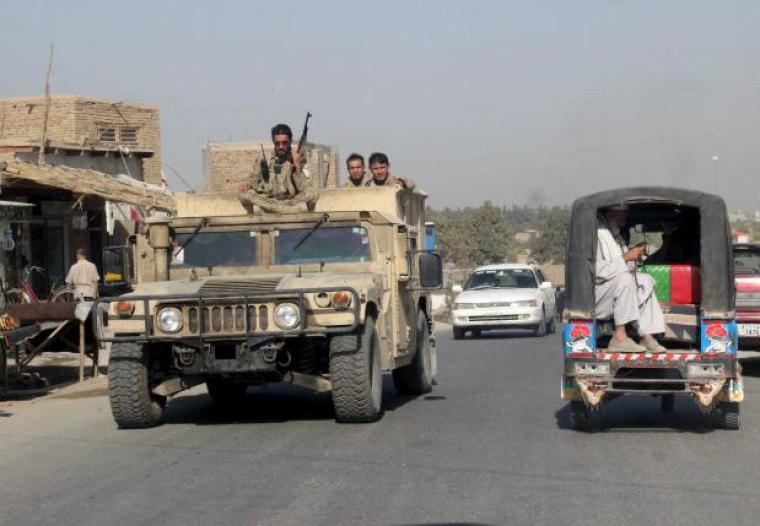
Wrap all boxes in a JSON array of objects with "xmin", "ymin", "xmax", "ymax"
[{"xmin": 95, "ymin": 187, "xmax": 443, "ymax": 428}]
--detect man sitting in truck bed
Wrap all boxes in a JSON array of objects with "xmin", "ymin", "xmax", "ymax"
[{"xmin": 596, "ymin": 205, "xmax": 667, "ymax": 353}]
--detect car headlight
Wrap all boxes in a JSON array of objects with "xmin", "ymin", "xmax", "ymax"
[
  {"xmin": 157, "ymin": 307, "xmax": 183, "ymax": 333},
  {"xmin": 274, "ymin": 302, "xmax": 300, "ymax": 329},
  {"xmin": 452, "ymin": 302, "xmax": 474, "ymax": 310},
  {"xmin": 511, "ymin": 299, "xmax": 538, "ymax": 307}
]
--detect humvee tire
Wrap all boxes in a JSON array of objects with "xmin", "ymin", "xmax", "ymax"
[
  {"xmin": 206, "ymin": 380, "xmax": 248, "ymax": 406},
  {"xmin": 392, "ymin": 311, "xmax": 433, "ymax": 395},
  {"xmin": 330, "ymin": 316, "xmax": 382, "ymax": 423},
  {"xmin": 108, "ymin": 342, "xmax": 166, "ymax": 429}
]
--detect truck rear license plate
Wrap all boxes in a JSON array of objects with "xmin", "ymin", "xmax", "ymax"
[{"xmin": 738, "ymin": 324, "xmax": 760, "ymax": 337}]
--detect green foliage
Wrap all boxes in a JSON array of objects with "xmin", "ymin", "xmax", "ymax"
[
  {"xmin": 428, "ymin": 203, "xmax": 570, "ymax": 267},
  {"xmin": 528, "ymin": 206, "xmax": 570, "ymax": 264}
]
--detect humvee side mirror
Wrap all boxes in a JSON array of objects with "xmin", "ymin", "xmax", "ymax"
[
  {"xmin": 418, "ymin": 252, "xmax": 443, "ymax": 288},
  {"xmin": 452, "ymin": 284, "xmax": 463, "ymax": 294}
]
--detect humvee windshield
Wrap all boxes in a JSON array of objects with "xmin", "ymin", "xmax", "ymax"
[
  {"xmin": 172, "ymin": 231, "xmax": 258, "ymax": 268},
  {"xmin": 274, "ymin": 226, "xmax": 370, "ymax": 265}
]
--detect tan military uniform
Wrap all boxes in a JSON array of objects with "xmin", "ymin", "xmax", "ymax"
[
  {"xmin": 65, "ymin": 259, "xmax": 100, "ymax": 299},
  {"xmin": 249, "ymin": 157, "xmax": 309, "ymax": 199},
  {"xmin": 343, "ymin": 173, "xmax": 371, "ymax": 188},
  {"xmin": 365, "ymin": 174, "xmax": 416, "ymax": 190}
]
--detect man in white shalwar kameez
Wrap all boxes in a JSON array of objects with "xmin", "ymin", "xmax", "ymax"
[{"xmin": 596, "ymin": 206, "xmax": 666, "ymax": 352}]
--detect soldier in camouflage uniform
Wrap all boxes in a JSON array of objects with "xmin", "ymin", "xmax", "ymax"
[
  {"xmin": 366, "ymin": 152, "xmax": 415, "ymax": 190},
  {"xmin": 240, "ymin": 123, "xmax": 317, "ymax": 212},
  {"xmin": 342, "ymin": 153, "xmax": 371, "ymax": 188}
]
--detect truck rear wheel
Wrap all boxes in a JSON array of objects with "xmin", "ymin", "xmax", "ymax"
[
  {"xmin": 569, "ymin": 401, "xmax": 590, "ymax": 431},
  {"xmin": 330, "ymin": 316, "xmax": 382, "ymax": 423},
  {"xmin": 206, "ymin": 380, "xmax": 248, "ymax": 406},
  {"xmin": 718, "ymin": 402, "xmax": 740, "ymax": 430},
  {"xmin": 108, "ymin": 342, "xmax": 165, "ymax": 429},
  {"xmin": 453, "ymin": 327, "xmax": 465, "ymax": 340},
  {"xmin": 392, "ymin": 311, "xmax": 433, "ymax": 396}
]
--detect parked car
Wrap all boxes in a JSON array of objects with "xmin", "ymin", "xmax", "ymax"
[
  {"xmin": 734, "ymin": 243, "xmax": 760, "ymax": 349},
  {"xmin": 450, "ymin": 264, "xmax": 556, "ymax": 339}
]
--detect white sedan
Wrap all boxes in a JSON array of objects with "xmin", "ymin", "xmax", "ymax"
[{"xmin": 450, "ymin": 264, "xmax": 557, "ymax": 339}]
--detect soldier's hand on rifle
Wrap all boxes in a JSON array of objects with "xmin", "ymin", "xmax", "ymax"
[
  {"xmin": 239, "ymin": 181, "xmax": 252, "ymax": 192},
  {"xmin": 291, "ymin": 149, "xmax": 303, "ymax": 173}
]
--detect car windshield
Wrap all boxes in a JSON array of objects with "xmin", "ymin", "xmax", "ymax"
[
  {"xmin": 171, "ymin": 231, "xmax": 258, "ymax": 268},
  {"xmin": 734, "ymin": 247, "xmax": 760, "ymax": 275},
  {"xmin": 464, "ymin": 268, "xmax": 538, "ymax": 290},
  {"xmin": 274, "ymin": 226, "xmax": 371, "ymax": 265}
]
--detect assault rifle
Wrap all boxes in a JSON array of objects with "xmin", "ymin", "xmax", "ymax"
[{"xmin": 295, "ymin": 111, "xmax": 312, "ymax": 160}]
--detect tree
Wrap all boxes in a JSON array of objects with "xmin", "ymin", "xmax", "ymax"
[{"xmin": 528, "ymin": 206, "xmax": 570, "ymax": 264}]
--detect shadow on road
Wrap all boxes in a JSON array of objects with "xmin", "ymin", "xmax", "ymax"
[
  {"xmin": 739, "ymin": 355, "xmax": 760, "ymax": 377},
  {"xmin": 163, "ymin": 375, "xmax": 421, "ymax": 426},
  {"xmin": 465, "ymin": 329, "xmax": 544, "ymax": 340},
  {"xmin": 554, "ymin": 397, "xmax": 717, "ymax": 434}
]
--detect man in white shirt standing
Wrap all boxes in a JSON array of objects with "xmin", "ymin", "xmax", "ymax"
[
  {"xmin": 595, "ymin": 205, "xmax": 666, "ymax": 352},
  {"xmin": 65, "ymin": 248, "xmax": 100, "ymax": 300}
]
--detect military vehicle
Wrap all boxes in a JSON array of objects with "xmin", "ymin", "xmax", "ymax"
[{"xmin": 94, "ymin": 187, "xmax": 443, "ymax": 428}]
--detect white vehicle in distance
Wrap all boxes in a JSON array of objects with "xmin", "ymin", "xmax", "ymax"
[{"xmin": 450, "ymin": 264, "xmax": 557, "ymax": 339}]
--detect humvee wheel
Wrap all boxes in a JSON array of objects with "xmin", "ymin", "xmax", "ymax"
[
  {"xmin": 453, "ymin": 327, "xmax": 465, "ymax": 340},
  {"xmin": 569, "ymin": 401, "xmax": 590, "ymax": 431},
  {"xmin": 718, "ymin": 402, "xmax": 740, "ymax": 430},
  {"xmin": 392, "ymin": 311, "xmax": 433, "ymax": 396},
  {"xmin": 330, "ymin": 315, "xmax": 382, "ymax": 423},
  {"xmin": 206, "ymin": 380, "xmax": 248, "ymax": 406},
  {"xmin": 108, "ymin": 342, "xmax": 166, "ymax": 429}
]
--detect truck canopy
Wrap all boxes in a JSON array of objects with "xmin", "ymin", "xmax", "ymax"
[{"xmin": 565, "ymin": 186, "xmax": 733, "ymax": 319}]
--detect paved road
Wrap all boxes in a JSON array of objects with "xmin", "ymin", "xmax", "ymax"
[{"xmin": 3, "ymin": 326, "xmax": 760, "ymax": 525}]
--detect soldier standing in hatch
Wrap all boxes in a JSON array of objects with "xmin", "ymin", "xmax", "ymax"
[
  {"xmin": 366, "ymin": 152, "xmax": 415, "ymax": 190},
  {"xmin": 243, "ymin": 123, "xmax": 309, "ymax": 199},
  {"xmin": 342, "ymin": 153, "xmax": 371, "ymax": 188}
]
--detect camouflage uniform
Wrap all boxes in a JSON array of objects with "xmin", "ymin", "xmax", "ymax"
[
  {"xmin": 249, "ymin": 157, "xmax": 310, "ymax": 199},
  {"xmin": 343, "ymin": 173, "xmax": 371, "ymax": 188},
  {"xmin": 365, "ymin": 174, "xmax": 416, "ymax": 190},
  {"xmin": 240, "ymin": 155, "xmax": 317, "ymax": 213}
]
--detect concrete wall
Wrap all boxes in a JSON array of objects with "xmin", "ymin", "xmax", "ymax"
[
  {"xmin": 0, "ymin": 95, "xmax": 161, "ymax": 184},
  {"xmin": 203, "ymin": 140, "xmax": 339, "ymax": 192}
]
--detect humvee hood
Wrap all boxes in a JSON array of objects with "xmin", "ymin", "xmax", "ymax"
[{"xmin": 125, "ymin": 272, "xmax": 380, "ymax": 297}]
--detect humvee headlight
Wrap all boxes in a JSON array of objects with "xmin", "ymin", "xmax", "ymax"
[
  {"xmin": 331, "ymin": 291, "xmax": 352, "ymax": 310},
  {"xmin": 157, "ymin": 307, "xmax": 183, "ymax": 333},
  {"xmin": 274, "ymin": 303, "xmax": 300, "ymax": 329}
]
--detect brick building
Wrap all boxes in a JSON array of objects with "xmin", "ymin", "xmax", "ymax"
[
  {"xmin": 0, "ymin": 95, "xmax": 170, "ymax": 290},
  {"xmin": 0, "ymin": 95, "xmax": 162, "ymax": 184},
  {"xmin": 203, "ymin": 140, "xmax": 339, "ymax": 192}
]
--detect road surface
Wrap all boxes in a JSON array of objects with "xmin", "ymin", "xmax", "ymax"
[{"xmin": 3, "ymin": 325, "xmax": 760, "ymax": 525}]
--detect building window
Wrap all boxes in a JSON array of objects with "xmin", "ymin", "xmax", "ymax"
[
  {"xmin": 98, "ymin": 127, "xmax": 116, "ymax": 142},
  {"xmin": 119, "ymin": 127, "xmax": 138, "ymax": 144}
]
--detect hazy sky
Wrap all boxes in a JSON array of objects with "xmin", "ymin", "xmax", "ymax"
[{"xmin": 3, "ymin": 0, "xmax": 760, "ymax": 210}]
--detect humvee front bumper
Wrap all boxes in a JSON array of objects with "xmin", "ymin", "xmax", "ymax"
[{"xmin": 93, "ymin": 287, "xmax": 362, "ymax": 344}]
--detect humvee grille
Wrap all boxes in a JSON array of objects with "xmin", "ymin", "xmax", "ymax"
[
  {"xmin": 185, "ymin": 304, "xmax": 272, "ymax": 335},
  {"xmin": 199, "ymin": 278, "xmax": 281, "ymax": 296}
]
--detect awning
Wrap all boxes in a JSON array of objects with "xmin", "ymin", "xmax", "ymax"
[{"xmin": 0, "ymin": 156, "xmax": 174, "ymax": 211}]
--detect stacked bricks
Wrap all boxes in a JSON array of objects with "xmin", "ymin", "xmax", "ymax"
[{"xmin": 0, "ymin": 95, "xmax": 162, "ymax": 185}]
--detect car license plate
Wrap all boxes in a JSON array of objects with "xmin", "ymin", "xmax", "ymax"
[{"xmin": 738, "ymin": 324, "xmax": 760, "ymax": 337}]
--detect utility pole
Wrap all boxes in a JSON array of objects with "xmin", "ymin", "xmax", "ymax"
[
  {"xmin": 712, "ymin": 155, "xmax": 719, "ymax": 194},
  {"xmin": 38, "ymin": 43, "xmax": 54, "ymax": 165}
]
